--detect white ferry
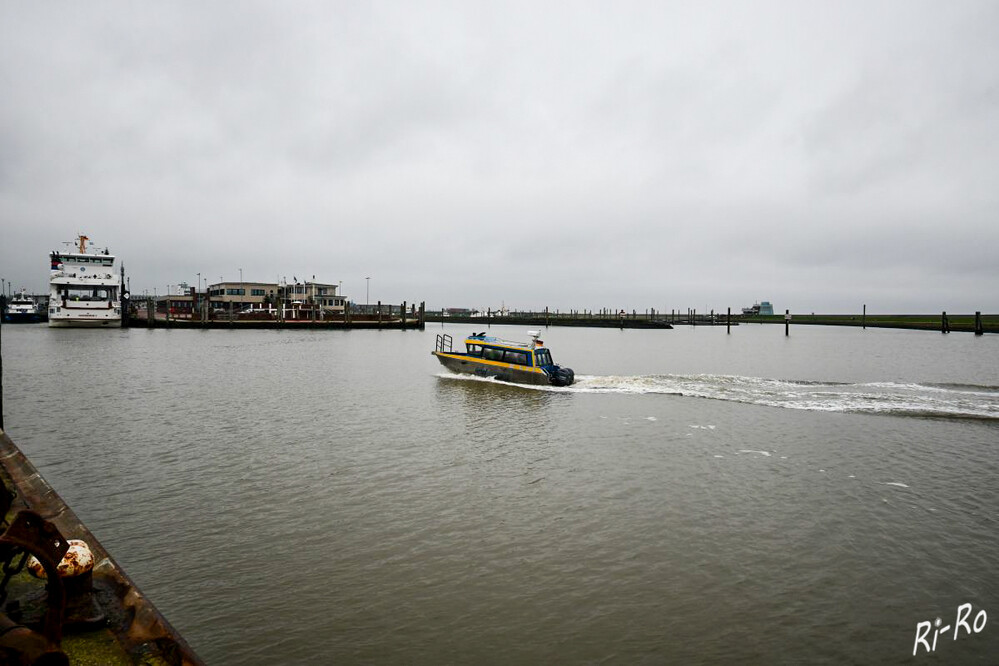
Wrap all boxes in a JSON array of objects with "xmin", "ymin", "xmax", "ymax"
[
  {"xmin": 49, "ymin": 235, "xmax": 122, "ymax": 327},
  {"xmin": 3, "ymin": 290, "xmax": 44, "ymax": 323}
]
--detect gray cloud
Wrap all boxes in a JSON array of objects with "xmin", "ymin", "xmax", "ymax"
[{"xmin": 2, "ymin": 1, "xmax": 997, "ymax": 313}]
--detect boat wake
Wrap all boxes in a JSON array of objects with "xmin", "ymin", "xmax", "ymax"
[
  {"xmin": 571, "ymin": 374, "xmax": 999, "ymax": 420},
  {"xmin": 437, "ymin": 372, "xmax": 999, "ymax": 420}
]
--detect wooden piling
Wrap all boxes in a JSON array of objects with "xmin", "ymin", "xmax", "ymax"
[
  {"xmin": 1, "ymin": 312, "xmax": 5, "ymax": 431},
  {"xmin": 975, "ymin": 311, "xmax": 983, "ymax": 336},
  {"xmin": 785, "ymin": 309, "xmax": 790, "ymax": 336},
  {"xmin": 727, "ymin": 307, "xmax": 731, "ymax": 334},
  {"xmin": 863, "ymin": 304, "xmax": 866, "ymax": 329},
  {"xmin": 942, "ymin": 311, "xmax": 949, "ymax": 333},
  {"xmin": 401, "ymin": 301, "xmax": 406, "ymax": 328},
  {"xmin": 378, "ymin": 301, "xmax": 382, "ymax": 329}
]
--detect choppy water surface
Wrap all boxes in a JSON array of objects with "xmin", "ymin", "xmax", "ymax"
[{"xmin": 3, "ymin": 323, "xmax": 997, "ymax": 663}]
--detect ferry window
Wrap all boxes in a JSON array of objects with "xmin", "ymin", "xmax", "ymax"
[
  {"xmin": 483, "ymin": 347, "xmax": 504, "ymax": 361},
  {"xmin": 503, "ymin": 350, "xmax": 529, "ymax": 366},
  {"xmin": 466, "ymin": 344, "xmax": 483, "ymax": 357},
  {"xmin": 535, "ymin": 350, "xmax": 552, "ymax": 366}
]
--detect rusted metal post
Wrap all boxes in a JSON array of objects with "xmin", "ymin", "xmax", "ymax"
[
  {"xmin": 975, "ymin": 311, "xmax": 983, "ymax": 336},
  {"xmin": 0, "ymin": 313, "xmax": 4, "ymax": 431}
]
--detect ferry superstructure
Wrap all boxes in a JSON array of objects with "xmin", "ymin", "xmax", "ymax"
[
  {"xmin": 433, "ymin": 330, "xmax": 575, "ymax": 386},
  {"xmin": 48, "ymin": 235, "xmax": 122, "ymax": 327}
]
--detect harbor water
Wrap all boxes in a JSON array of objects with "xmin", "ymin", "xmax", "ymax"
[{"xmin": 2, "ymin": 323, "xmax": 997, "ymax": 663}]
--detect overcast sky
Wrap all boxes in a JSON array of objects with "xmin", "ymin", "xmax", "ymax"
[{"xmin": 2, "ymin": 1, "xmax": 997, "ymax": 313}]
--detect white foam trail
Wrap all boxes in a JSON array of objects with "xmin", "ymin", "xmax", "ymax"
[
  {"xmin": 738, "ymin": 450, "xmax": 771, "ymax": 457},
  {"xmin": 882, "ymin": 482, "xmax": 910, "ymax": 488},
  {"xmin": 568, "ymin": 375, "xmax": 999, "ymax": 420},
  {"xmin": 436, "ymin": 372, "xmax": 999, "ymax": 420}
]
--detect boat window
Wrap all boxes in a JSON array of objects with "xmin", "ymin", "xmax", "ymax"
[
  {"xmin": 466, "ymin": 344, "xmax": 483, "ymax": 357},
  {"xmin": 64, "ymin": 287, "xmax": 111, "ymax": 302},
  {"xmin": 535, "ymin": 350, "xmax": 553, "ymax": 366},
  {"xmin": 482, "ymin": 347, "xmax": 504, "ymax": 361},
  {"xmin": 503, "ymin": 350, "xmax": 530, "ymax": 366}
]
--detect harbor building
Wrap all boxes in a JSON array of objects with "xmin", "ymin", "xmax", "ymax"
[
  {"xmin": 741, "ymin": 301, "xmax": 775, "ymax": 316},
  {"xmin": 208, "ymin": 281, "xmax": 280, "ymax": 311},
  {"xmin": 283, "ymin": 280, "xmax": 346, "ymax": 312}
]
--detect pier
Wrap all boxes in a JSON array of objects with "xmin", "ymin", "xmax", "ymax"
[
  {"xmin": 127, "ymin": 298, "xmax": 427, "ymax": 330},
  {"xmin": 0, "ymin": 430, "xmax": 202, "ymax": 664},
  {"xmin": 428, "ymin": 308, "xmax": 997, "ymax": 334}
]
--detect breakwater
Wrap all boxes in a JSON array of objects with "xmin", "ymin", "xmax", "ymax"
[{"xmin": 429, "ymin": 308, "xmax": 997, "ymax": 334}]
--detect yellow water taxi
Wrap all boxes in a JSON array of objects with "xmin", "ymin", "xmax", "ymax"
[{"xmin": 433, "ymin": 330, "xmax": 575, "ymax": 386}]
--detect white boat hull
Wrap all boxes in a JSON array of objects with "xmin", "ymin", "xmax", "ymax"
[{"xmin": 49, "ymin": 313, "xmax": 121, "ymax": 327}]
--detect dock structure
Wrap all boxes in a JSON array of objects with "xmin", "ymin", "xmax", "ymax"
[
  {"xmin": 0, "ymin": 430, "xmax": 202, "ymax": 664},
  {"xmin": 427, "ymin": 308, "xmax": 674, "ymax": 329},
  {"xmin": 127, "ymin": 299, "xmax": 426, "ymax": 330}
]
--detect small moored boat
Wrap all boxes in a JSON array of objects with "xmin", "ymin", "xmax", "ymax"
[
  {"xmin": 3, "ymin": 290, "xmax": 44, "ymax": 323},
  {"xmin": 433, "ymin": 330, "xmax": 575, "ymax": 386}
]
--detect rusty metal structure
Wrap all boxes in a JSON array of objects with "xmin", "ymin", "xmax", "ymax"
[{"xmin": 0, "ymin": 430, "xmax": 202, "ymax": 664}]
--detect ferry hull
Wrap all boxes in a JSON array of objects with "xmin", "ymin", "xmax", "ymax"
[
  {"xmin": 49, "ymin": 316, "xmax": 122, "ymax": 328},
  {"xmin": 434, "ymin": 352, "xmax": 552, "ymax": 386},
  {"xmin": 3, "ymin": 313, "xmax": 44, "ymax": 324}
]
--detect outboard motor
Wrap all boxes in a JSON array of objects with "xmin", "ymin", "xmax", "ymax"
[{"xmin": 550, "ymin": 365, "xmax": 574, "ymax": 387}]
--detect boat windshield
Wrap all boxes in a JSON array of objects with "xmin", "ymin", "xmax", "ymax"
[{"xmin": 535, "ymin": 349, "xmax": 553, "ymax": 367}]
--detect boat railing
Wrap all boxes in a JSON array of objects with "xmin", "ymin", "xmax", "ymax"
[{"xmin": 435, "ymin": 333, "xmax": 453, "ymax": 353}]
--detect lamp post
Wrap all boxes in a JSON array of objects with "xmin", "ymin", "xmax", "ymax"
[{"xmin": 366, "ymin": 277, "xmax": 370, "ymax": 306}]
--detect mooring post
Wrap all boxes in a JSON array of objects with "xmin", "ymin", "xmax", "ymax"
[
  {"xmin": 378, "ymin": 300, "xmax": 382, "ymax": 329},
  {"xmin": 545, "ymin": 306, "xmax": 549, "ymax": 328},
  {"xmin": 727, "ymin": 307, "xmax": 731, "ymax": 334},
  {"xmin": 785, "ymin": 309, "xmax": 790, "ymax": 336},
  {"xmin": 419, "ymin": 301, "xmax": 425, "ymax": 329},
  {"xmin": 1, "ymin": 312, "xmax": 5, "ymax": 431},
  {"xmin": 942, "ymin": 311, "xmax": 949, "ymax": 333},
  {"xmin": 148, "ymin": 296, "xmax": 155, "ymax": 326},
  {"xmin": 863, "ymin": 304, "xmax": 866, "ymax": 329},
  {"xmin": 975, "ymin": 311, "xmax": 983, "ymax": 336},
  {"xmin": 401, "ymin": 301, "xmax": 406, "ymax": 329},
  {"xmin": 487, "ymin": 308, "xmax": 491, "ymax": 327},
  {"xmin": 693, "ymin": 309, "xmax": 696, "ymax": 327}
]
